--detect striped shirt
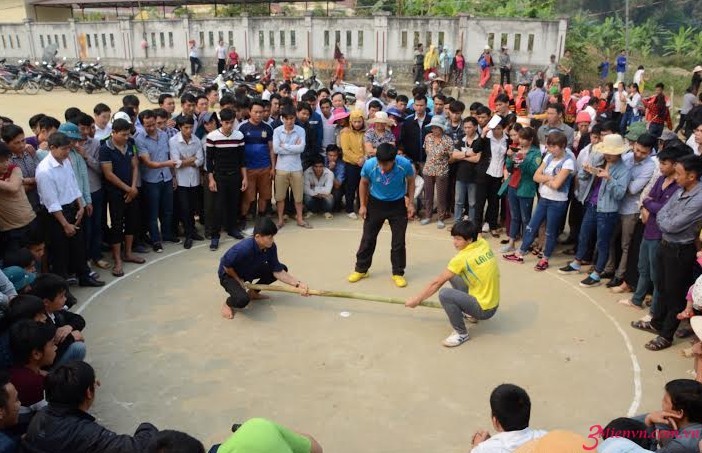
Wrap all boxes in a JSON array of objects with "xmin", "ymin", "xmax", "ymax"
[{"xmin": 205, "ymin": 128, "xmax": 246, "ymax": 176}]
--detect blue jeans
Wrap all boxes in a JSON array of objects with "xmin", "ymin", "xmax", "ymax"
[
  {"xmin": 519, "ymin": 198, "xmax": 568, "ymax": 258},
  {"xmin": 632, "ymin": 238, "xmax": 660, "ymax": 309},
  {"xmin": 53, "ymin": 341, "xmax": 86, "ymax": 369},
  {"xmin": 85, "ymin": 188, "xmax": 104, "ymax": 262},
  {"xmin": 576, "ymin": 203, "xmax": 619, "ymax": 274},
  {"xmin": 454, "ymin": 180, "xmax": 477, "ymax": 222},
  {"xmin": 304, "ymin": 194, "xmax": 334, "ymax": 213},
  {"xmin": 143, "ymin": 180, "xmax": 174, "ymax": 244},
  {"xmin": 507, "ymin": 186, "xmax": 534, "ymax": 240}
]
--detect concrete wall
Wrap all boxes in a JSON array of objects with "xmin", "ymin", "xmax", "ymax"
[{"xmin": 0, "ymin": 13, "xmax": 567, "ymax": 75}]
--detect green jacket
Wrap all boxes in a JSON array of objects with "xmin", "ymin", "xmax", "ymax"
[{"xmin": 505, "ymin": 145, "xmax": 541, "ymax": 198}]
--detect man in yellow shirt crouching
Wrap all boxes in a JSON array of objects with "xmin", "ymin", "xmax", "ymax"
[{"xmin": 405, "ymin": 220, "xmax": 500, "ymax": 347}]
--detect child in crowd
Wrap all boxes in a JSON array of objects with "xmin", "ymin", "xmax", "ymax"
[
  {"xmin": 30, "ymin": 274, "xmax": 86, "ymax": 367},
  {"xmin": 9, "ymin": 320, "xmax": 56, "ymax": 428}
]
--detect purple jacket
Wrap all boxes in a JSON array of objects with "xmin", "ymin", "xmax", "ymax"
[{"xmin": 642, "ymin": 176, "xmax": 678, "ymax": 240}]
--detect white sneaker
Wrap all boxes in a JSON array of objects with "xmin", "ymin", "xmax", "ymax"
[
  {"xmin": 347, "ymin": 212, "xmax": 358, "ymax": 220},
  {"xmin": 462, "ymin": 215, "xmax": 470, "ymax": 221},
  {"xmin": 639, "ymin": 314, "xmax": 653, "ymax": 323},
  {"xmin": 420, "ymin": 218, "xmax": 431, "ymax": 225},
  {"xmin": 305, "ymin": 212, "xmax": 314, "ymax": 219},
  {"xmin": 437, "ymin": 220, "xmax": 445, "ymax": 229},
  {"xmin": 442, "ymin": 331, "xmax": 470, "ymax": 347},
  {"xmin": 324, "ymin": 212, "xmax": 333, "ymax": 220},
  {"xmin": 482, "ymin": 222, "xmax": 490, "ymax": 233}
]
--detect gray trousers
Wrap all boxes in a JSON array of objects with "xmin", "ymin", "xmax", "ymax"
[
  {"xmin": 605, "ymin": 213, "xmax": 638, "ymax": 278},
  {"xmin": 439, "ymin": 276, "xmax": 498, "ymax": 335}
]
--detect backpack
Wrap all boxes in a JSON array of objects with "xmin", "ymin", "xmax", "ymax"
[
  {"xmin": 543, "ymin": 153, "xmax": 575, "ymax": 194},
  {"xmin": 478, "ymin": 55, "xmax": 489, "ymax": 70}
]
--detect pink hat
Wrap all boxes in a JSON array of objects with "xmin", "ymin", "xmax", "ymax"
[
  {"xmin": 328, "ymin": 107, "xmax": 350, "ymax": 125},
  {"xmin": 575, "ymin": 111, "xmax": 591, "ymax": 124}
]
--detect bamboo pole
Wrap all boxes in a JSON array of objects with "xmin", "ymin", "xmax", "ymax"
[{"xmin": 245, "ymin": 283, "xmax": 442, "ymax": 309}]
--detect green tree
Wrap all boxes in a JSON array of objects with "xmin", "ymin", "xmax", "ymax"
[{"xmin": 663, "ymin": 26, "xmax": 695, "ymax": 56}]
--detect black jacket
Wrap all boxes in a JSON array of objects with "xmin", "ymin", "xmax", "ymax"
[
  {"xmin": 21, "ymin": 405, "xmax": 158, "ymax": 453},
  {"xmin": 398, "ymin": 114, "xmax": 432, "ymax": 163}
]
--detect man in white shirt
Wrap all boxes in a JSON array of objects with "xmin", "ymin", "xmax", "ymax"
[
  {"xmin": 470, "ymin": 384, "xmax": 547, "ymax": 453},
  {"xmin": 93, "ymin": 103, "xmax": 112, "ymax": 142},
  {"xmin": 35, "ymin": 132, "xmax": 103, "ymax": 287},
  {"xmin": 215, "ymin": 40, "xmax": 227, "ymax": 75},
  {"xmin": 169, "ymin": 116, "xmax": 204, "ymax": 250},
  {"xmin": 303, "ymin": 156, "xmax": 334, "ymax": 217}
]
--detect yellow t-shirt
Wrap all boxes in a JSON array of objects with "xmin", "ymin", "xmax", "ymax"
[{"xmin": 446, "ymin": 237, "xmax": 500, "ymax": 310}]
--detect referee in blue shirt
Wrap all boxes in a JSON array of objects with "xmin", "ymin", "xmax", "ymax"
[{"xmin": 348, "ymin": 143, "xmax": 415, "ymax": 287}]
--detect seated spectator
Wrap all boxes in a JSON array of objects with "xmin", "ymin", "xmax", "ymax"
[
  {"xmin": 0, "ymin": 272, "xmax": 15, "ymax": 308},
  {"xmin": 633, "ymin": 379, "xmax": 702, "ymax": 452},
  {"xmin": 30, "ymin": 274, "xmax": 86, "ymax": 367},
  {"xmin": 147, "ymin": 430, "xmax": 205, "ymax": 453},
  {"xmin": 1, "ymin": 267, "xmax": 35, "ymax": 296},
  {"xmin": 324, "ymin": 145, "xmax": 345, "ymax": 211},
  {"xmin": 596, "ymin": 417, "xmax": 652, "ymax": 452},
  {"xmin": 22, "ymin": 361, "xmax": 159, "ymax": 452},
  {"xmin": 2, "ymin": 249, "xmax": 36, "ymax": 274},
  {"xmin": 470, "ymin": 384, "xmax": 546, "ymax": 452},
  {"xmin": 0, "ymin": 294, "xmax": 48, "ymax": 373},
  {"xmin": 9, "ymin": 320, "xmax": 56, "ymax": 427},
  {"xmin": 215, "ymin": 418, "xmax": 322, "ymax": 453},
  {"xmin": 303, "ymin": 156, "xmax": 335, "ymax": 218},
  {"xmin": 0, "ymin": 371, "xmax": 21, "ymax": 452}
]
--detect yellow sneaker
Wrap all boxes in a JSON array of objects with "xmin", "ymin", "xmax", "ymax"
[
  {"xmin": 348, "ymin": 271, "xmax": 368, "ymax": 283},
  {"xmin": 392, "ymin": 275, "xmax": 407, "ymax": 288}
]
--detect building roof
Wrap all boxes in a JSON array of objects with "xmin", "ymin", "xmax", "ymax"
[{"xmin": 31, "ymin": 0, "xmax": 335, "ymax": 6}]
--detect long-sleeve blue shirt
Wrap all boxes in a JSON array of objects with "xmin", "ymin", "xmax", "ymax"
[{"xmin": 273, "ymin": 125, "xmax": 306, "ymax": 172}]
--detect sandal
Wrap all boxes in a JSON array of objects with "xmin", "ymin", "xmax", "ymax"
[
  {"xmin": 297, "ymin": 222, "xmax": 313, "ymax": 229},
  {"xmin": 112, "ymin": 268, "xmax": 125, "ymax": 277},
  {"xmin": 676, "ymin": 327, "xmax": 694, "ymax": 339},
  {"xmin": 631, "ymin": 320, "xmax": 658, "ymax": 334},
  {"xmin": 123, "ymin": 255, "xmax": 146, "ymax": 264},
  {"xmin": 644, "ymin": 336, "xmax": 672, "ymax": 351},
  {"xmin": 502, "ymin": 253, "xmax": 524, "ymax": 264}
]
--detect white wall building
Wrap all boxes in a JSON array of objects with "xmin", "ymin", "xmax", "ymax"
[{"xmin": 0, "ymin": 13, "xmax": 567, "ymax": 72}]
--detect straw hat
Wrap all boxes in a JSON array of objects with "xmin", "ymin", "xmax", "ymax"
[
  {"xmin": 694, "ymin": 65, "xmax": 702, "ymax": 73},
  {"xmin": 328, "ymin": 107, "xmax": 350, "ymax": 125},
  {"xmin": 425, "ymin": 116, "xmax": 448, "ymax": 132},
  {"xmin": 594, "ymin": 134, "xmax": 628, "ymax": 155},
  {"xmin": 516, "ymin": 116, "xmax": 531, "ymax": 127},
  {"xmin": 368, "ymin": 111, "xmax": 393, "ymax": 125}
]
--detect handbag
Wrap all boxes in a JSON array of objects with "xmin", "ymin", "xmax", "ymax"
[{"xmin": 498, "ymin": 177, "xmax": 510, "ymax": 197}]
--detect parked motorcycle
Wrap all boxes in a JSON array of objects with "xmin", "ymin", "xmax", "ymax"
[
  {"xmin": 106, "ymin": 67, "xmax": 139, "ymax": 95},
  {"xmin": 0, "ymin": 69, "xmax": 40, "ymax": 95}
]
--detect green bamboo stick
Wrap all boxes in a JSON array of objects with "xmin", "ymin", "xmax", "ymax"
[{"xmin": 245, "ymin": 283, "xmax": 442, "ymax": 309}]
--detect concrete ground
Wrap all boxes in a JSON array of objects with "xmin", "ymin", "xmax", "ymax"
[{"xmin": 3, "ymin": 91, "xmax": 693, "ymax": 451}]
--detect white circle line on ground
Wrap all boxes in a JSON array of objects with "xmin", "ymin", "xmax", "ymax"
[
  {"xmin": 547, "ymin": 271, "xmax": 642, "ymax": 417},
  {"xmin": 75, "ymin": 227, "xmax": 641, "ymax": 416},
  {"xmin": 75, "ymin": 242, "xmax": 211, "ymax": 315}
]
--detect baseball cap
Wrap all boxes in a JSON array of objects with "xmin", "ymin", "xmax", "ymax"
[
  {"xmin": 58, "ymin": 122, "xmax": 83, "ymax": 140},
  {"xmin": 2, "ymin": 266, "xmax": 36, "ymax": 292},
  {"xmin": 113, "ymin": 111, "xmax": 132, "ymax": 124}
]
